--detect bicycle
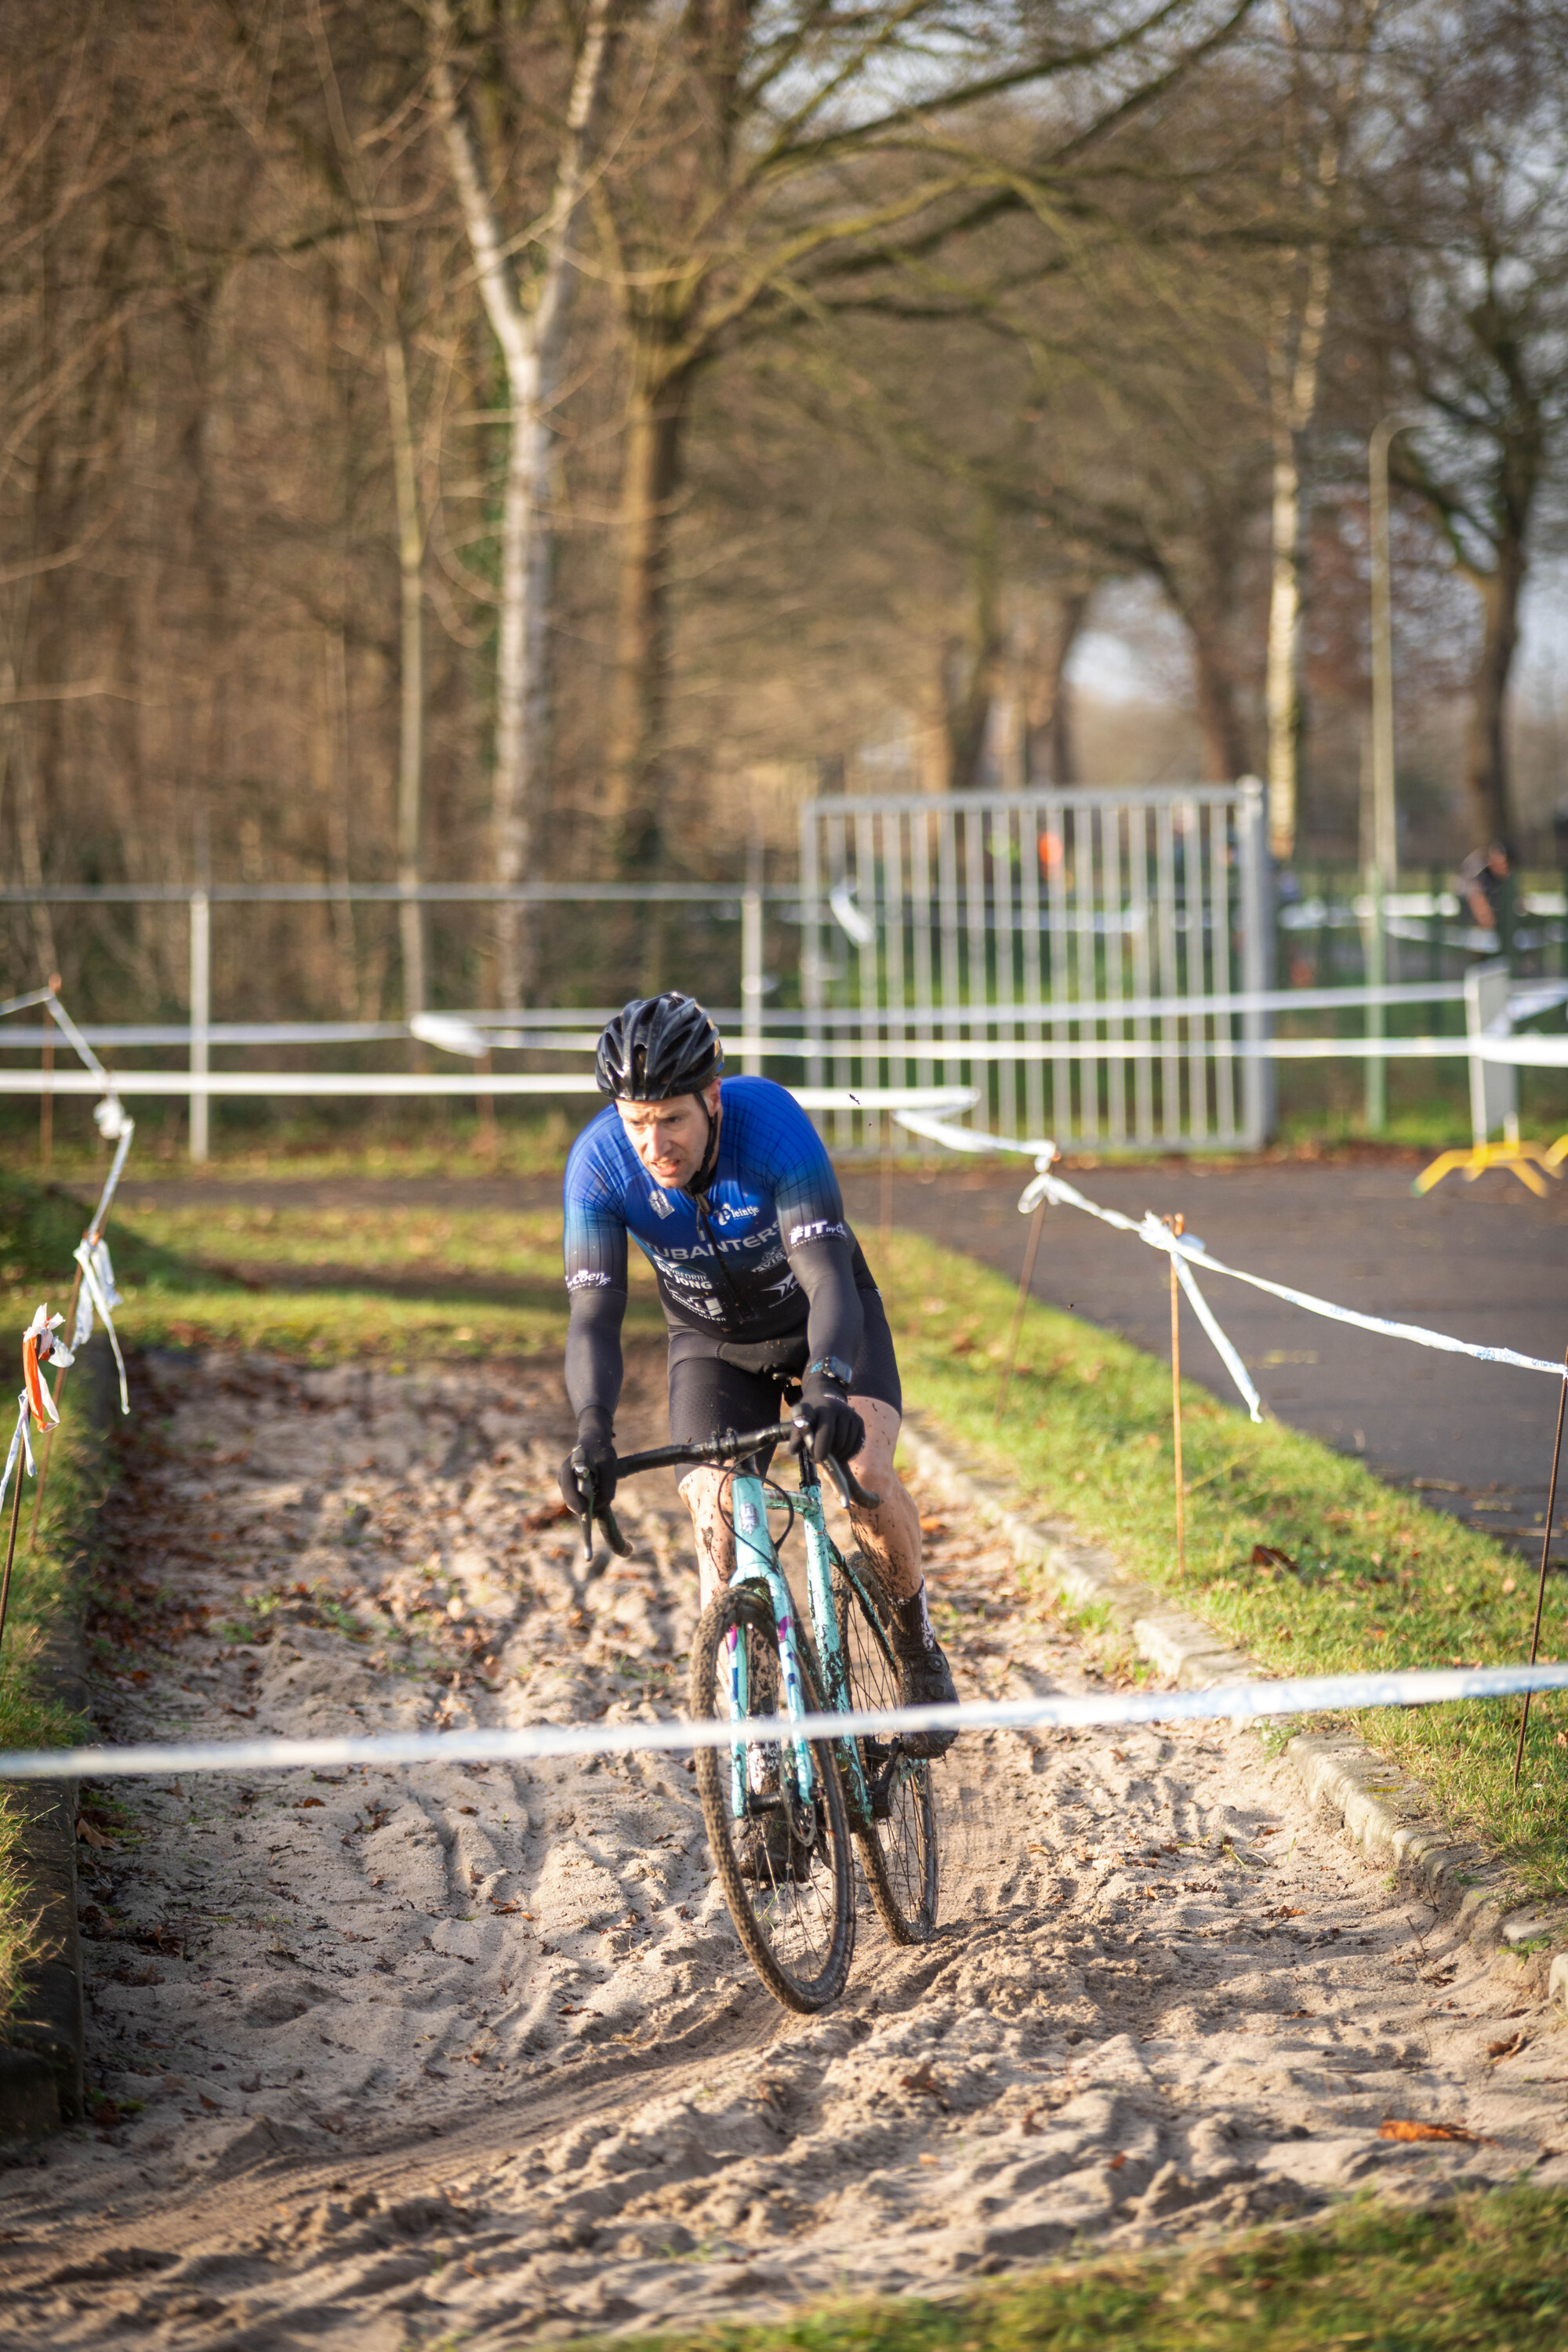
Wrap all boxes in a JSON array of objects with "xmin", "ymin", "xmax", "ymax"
[{"xmin": 573, "ymin": 1416, "xmax": 940, "ymax": 2013}]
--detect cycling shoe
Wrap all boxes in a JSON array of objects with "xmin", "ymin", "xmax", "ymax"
[{"xmin": 895, "ymin": 1638, "xmax": 959, "ymax": 1756}]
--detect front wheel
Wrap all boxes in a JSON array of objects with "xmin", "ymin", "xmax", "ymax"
[
  {"xmin": 689, "ymin": 1585, "xmax": 855, "ymax": 2013},
  {"xmin": 833, "ymin": 1553, "xmax": 939, "ymax": 1946}
]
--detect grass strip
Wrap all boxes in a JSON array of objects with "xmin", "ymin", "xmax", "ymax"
[
  {"xmin": 0, "ymin": 1177, "xmax": 107, "ymax": 2027},
  {"xmin": 582, "ymin": 2185, "xmax": 1568, "ymax": 2352},
  {"xmin": 873, "ymin": 1231, "xmax": 1568, "ymax": 1901}
]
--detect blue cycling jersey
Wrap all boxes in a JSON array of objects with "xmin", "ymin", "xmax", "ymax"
[{"xmin": 561, "ymin": 1076, "xmax": 864, "ymax": 1339}]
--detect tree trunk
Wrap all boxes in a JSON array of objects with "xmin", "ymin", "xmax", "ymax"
[
  {"xmin": 606, "ymin": 362, "xmax": 691, "ymax": 876},
  {"xmin": 945, "ymin": 492, "xmax": 1004, "ymax": 789},
  {"xmin": 1462, "ymin": 540, "xmax": 1525, "ymax": 844},
  {"xmin": 435, "ymin": 0, "xmax": 618, "ymax": 1007},
  {"xmin": 1189, "ymin": 608, "xmax": 1251, "ymax": 784},
  {"xmin": 1264, "ymin": 238, "xmax": 1330, "ymax": 862},
  {"xmin": 382, "ymin": 321, "xmax": 426, "ymax": 1021},
  {"xmin": 1022, "ymin": 590, "xmax": 1088, "ymax": 786}
]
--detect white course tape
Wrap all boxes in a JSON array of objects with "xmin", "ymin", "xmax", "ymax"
[
  {"xmin": 73, "ymin": 1238, "xmax": 129, "ymax": 1415},
  {"xmin": 896, "ymin": 1111, "xmax": 1568, "ymax": 1396},
  {"xmin": 3, "ymin": 1664, "xmax": 1566, "ymax": 1783}
]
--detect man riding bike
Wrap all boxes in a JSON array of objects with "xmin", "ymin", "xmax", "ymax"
[{"xmin": 557, "ymin": 991, "xmax": 958, "ymax": 1782}]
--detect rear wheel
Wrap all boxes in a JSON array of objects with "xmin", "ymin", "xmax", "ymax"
[
  {"xmin": 833, "ymin": 1553, "xmax": 939, "ymax": 1945},
  {"xmin": 689, "ymin": 1585, "xmax": 855, "ymax": 2013}
]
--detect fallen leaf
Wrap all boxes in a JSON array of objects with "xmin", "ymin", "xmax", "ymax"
[
  {"xmin": 1250, "ymin": 1544, "xmax": 1298, "ymax": 1572},
  {"xmin": 297, "ymin": 1798, "xmax": 325, "ymax": 1810},
  {"xmin": 917, "ymin": 2153, "xmax": 941, "ymax": 2165},
  {"xmin": 1020, "ymin": 2108, "xmax": 1043, "ymax": 2136},
  {"xmin": 1267, "ymin": 1905, "xmax": 1306, "ymax": 1921},
  {"xmin": 75, "ymin": 1817, "xmax": 114, "ymax": 1851},
  {"xmin": 900, "ymin": 2061, "xmax": 949, "ymax": 2108},
  {"xmin": 1487, "ymin": 2032, "xmax": 1529, "ymax": 2063},
  {"xmin": 198, "ymin": 2091, "xmax": 220, "ymax": 2113},
  {"xmin": 1379, "ymin": 2119, "xmax": 1495, "ymax": 2146},
  {"xmin": 1108, "ymin": 2151, "xmax": 1128, "ymax": 2171}
]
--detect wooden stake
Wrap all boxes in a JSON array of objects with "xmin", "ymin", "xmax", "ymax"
[
  {"xmin": 475, "ymin": 1047, "xmax": 498, "ymax": 1167},
  {"xmin": 0, "ymin": 1425, "xmax": 30, "ymax": 1653},
  {"xmin": 996, "ymin": 1195, "xmax": 1047, "ymax": 1424},
  {"xmin": 39, "ymin": 970, "xmax": 60, "ymax": 1174},
  {"xmin": 1514, "ymin": 1346, "xmax": 1568, "ymax": 1791},
  {"xmin": 1167, "ymin": 1214, "xmax": 1185, "ymax": 1577}
]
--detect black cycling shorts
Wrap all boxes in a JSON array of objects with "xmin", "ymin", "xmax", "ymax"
[{"xmin": 666, "ymin": 1286, "xmax": 901, "ymax": 1454}]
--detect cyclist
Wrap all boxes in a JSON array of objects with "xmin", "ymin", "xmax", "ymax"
[{"xmin": 557, "ymin": 991, "xmax": 958, "ymax": 1762}]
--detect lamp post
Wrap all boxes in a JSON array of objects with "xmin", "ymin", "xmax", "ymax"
[{"xmin": 1364, "ymin": 411, "xmax": 1423, "ymax": 1132}]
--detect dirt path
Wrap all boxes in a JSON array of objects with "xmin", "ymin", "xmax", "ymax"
[{"xmin": 2, "ymin": 1351, "xmax": 1566, "ymax": 2347}]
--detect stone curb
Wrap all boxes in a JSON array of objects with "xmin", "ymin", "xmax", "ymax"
[
  {"xmin": 0, "ymin": 1337, "xmax": 112, "ymax": 2140},
  {"xmin": 898, "ymin": 1410, "xmax": 1568, "ymax": 2005}
]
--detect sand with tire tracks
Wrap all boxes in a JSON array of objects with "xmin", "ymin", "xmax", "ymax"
[{"xmin": 2, "ymin": 1347, "xmax": 1566, "ymax": 2347}]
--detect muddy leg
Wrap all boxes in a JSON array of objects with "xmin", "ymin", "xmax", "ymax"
[{"xmin": 845, "ymin": 1398, "xmax": 922, "ymax": 1601}]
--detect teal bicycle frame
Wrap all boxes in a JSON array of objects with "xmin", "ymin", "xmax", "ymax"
[
  {"xmin": 575, "ymin": 1422, "xmax": 895, "ymax": 1838},
  {"xmin": 724, "ymin": 1462, "xmax": 876, "ymax": 1834}
]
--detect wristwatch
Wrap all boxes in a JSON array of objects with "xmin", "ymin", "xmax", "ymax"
[{"xmin": 804, "ymin": 1355, "xmax": 855, "ymax": 1391}]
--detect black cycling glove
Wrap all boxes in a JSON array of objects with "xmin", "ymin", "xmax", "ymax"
[
  {"xmin": 558, "ymin": 1414, "xmax": 618, "ymax": 1519},
  {"xmin": 797, "ymin": 1372, "xmax": 865, "ymax": 1470}
]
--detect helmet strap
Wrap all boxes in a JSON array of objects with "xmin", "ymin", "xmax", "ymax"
[{"xmin": 684, "ymin": 1085, "xmax": 722, "ymax": 1197}]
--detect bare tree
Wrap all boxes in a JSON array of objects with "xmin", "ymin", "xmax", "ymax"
[
  {"xmin": 592, "ymin": 0, "xmax": 1258, "ymax": 875},
  {"xmin": 1351, "ymin": 0, "xmax": 1568, "ymax": 845},
  {"xmin": 432, "ymin": 0, "xmax": 620, "ymax": 1008},
  {"xmin": 1261, "ymin": 0, "xmax": 1381, "ymax": 862}
]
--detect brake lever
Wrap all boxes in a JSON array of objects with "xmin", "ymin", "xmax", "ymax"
[
  {"xmin": 822, "ymin": 1454, "xmax": 880, "ymax": 1511},
  {"xmin": 787, "ymin": 1416, "xmax": 880, "ymax": 1509},
  {"xmin": 571, "ymin": 1446, "xmax": 634, "ymax": 1562}
]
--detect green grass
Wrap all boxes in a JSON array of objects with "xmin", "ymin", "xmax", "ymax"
[
  {"xmin": 575, "ymin": 2187, "xmax": 1567, "ymax": 2352},
  {"xmin": 873, "ymin": 1231, "xmax": 1568, "ymax": 1900},
  {"xmin": 0, "ymin": 1105, "xmax": 581, "ymax": 1183},
  {"xmin": 100, "ymin": 1198, "xmax": 664, "ymax": 1361},
  {"xmin": 0, "ymin": 1175, "xmax": 106, "ymax": 2025}
]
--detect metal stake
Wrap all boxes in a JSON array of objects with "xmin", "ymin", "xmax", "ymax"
[
  {"xmin": 1167, "ymin": 1214, "xmax": 1185, "ymax": 1577},
  {"xmin": 996, "ymin": 1194, "xmax": 1047, "ymax": 1424},
  {"xmin": 1514, "ymin": 1348, "xmax": 1568, "ymax": 1791}
]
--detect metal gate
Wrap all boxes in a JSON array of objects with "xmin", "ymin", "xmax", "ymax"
[{"xmin": 799, "ymin": 782, "xmax": 1272, "ymax": 1154}]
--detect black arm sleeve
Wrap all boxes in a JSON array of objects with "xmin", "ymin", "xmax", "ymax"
[
  {"xmin": 786, "ymin": 1234, "xmax": 865, "ymax": 1377},
  {"xmin": 565, "ymin": 1284, "xmax": 627, "ymax": 1437}
]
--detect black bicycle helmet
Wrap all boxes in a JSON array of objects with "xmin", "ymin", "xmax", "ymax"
[{"xmin": 595, "ymin": 993, "xmax": 723, "ymax": 1101}]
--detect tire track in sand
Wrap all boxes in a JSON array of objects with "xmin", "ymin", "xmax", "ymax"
[{"xmin": 2, "ymin": 1349, "xmax": 1566, "ymax": 2346}]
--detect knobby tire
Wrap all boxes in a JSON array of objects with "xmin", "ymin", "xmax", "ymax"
[
  {"xmin": 833, "ymin": 1553, "xmax": 939, "ymax": 1946},
  {"xmin": 690, "ymin": 1585, "xmax": 855, "ymax": 2014}
]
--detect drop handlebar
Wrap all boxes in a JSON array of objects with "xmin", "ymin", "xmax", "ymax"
[{"xmin": 570, "ymin": 1416, "xmax": 881, "ymax": 1561}]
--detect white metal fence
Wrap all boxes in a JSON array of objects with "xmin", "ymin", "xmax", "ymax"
[{"xmin": 800, "ymin": 782, "xmax": 1272, "ymax": 1154}]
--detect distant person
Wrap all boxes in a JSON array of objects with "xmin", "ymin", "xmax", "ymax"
[{"xmin": 1457, "ymin": 839, "xmax": 1513, "ymax": 938}]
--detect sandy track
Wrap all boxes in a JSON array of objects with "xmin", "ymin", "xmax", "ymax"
[{"xmin": 2, "ymin": 1349, "xmax": 1566, "ymax": 2347}]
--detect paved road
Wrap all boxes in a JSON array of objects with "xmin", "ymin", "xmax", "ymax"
[
  {"xmin": 112, "ymin": 1154, "xmax": 1568, "ymax": 1553},
  {"xmin": 840, "ymin": 1157, "xmax": 1568, "ymax": 1555}
]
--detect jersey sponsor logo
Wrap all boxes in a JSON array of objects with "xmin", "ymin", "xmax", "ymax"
[
  {"xmin": 565, "ymin": 1269, "xmax": 612, "ymax": 1291},
  {"xmin": 788, "ymin": 1218, "xmax": 849, "ymax": 1247},
  {"xmin": 648, "ymin": 1188, "xmax": 674, "ymax": 1218},
  {"xmin": 710, "ymin": 1200, "xmax": 760, "ymax": 1227}
]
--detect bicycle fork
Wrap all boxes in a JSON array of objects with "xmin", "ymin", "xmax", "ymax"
[
  {"xmin": 797, "ymin": 1476, "xmax": 875, "ymax": 1831},
  {"xmin": 724, "ymin": 1472, "xmax": 814, "ymax": 1821}
]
